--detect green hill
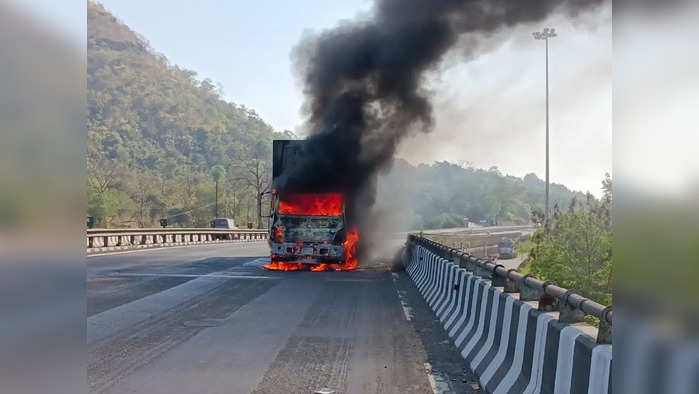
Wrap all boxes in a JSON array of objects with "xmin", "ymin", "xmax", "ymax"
[
  {"xmin": 87, "ymin": 1, "xmax": 290, "ymax": 228},
  {"xmin": 374, "ymin": 159, "xmax": 589, "ymax": 230}
]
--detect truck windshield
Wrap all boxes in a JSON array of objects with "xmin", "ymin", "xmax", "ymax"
[{"xmin": 278, "ymin": 192, "xmax": 343, "ymax": 216}]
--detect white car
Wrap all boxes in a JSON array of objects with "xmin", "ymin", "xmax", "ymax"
[{"xmin": 211, "ymin": 218, "xmax": 237, "ymax": 229}]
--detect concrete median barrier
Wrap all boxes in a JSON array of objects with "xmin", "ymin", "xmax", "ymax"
[
  {"xmin": 406, "ymin": 242, "xmax": 613, "ymax": 394},
  {"xmin": 87, "ymin": 228, "xmax": 268, "ymax": 254}
]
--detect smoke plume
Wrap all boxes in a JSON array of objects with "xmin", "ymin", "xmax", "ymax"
[{"xmin": 285, "ymin": 0, "xmax": 606, "ymax": 225}]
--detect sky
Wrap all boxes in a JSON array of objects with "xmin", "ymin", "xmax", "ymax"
[
  {"xmin": 34, "ymin": 0, "xmax": 610, "ymax": 196},
  {"xmin": 404, "ymin": 6, "xmax": 612, "ymax": 196}
]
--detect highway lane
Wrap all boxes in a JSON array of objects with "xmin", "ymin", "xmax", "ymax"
[{"xmin": 87, "ymin": 241, "xmax": 481, "ymax": 393}]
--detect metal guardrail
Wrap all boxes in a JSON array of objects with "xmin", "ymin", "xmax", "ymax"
[
  {"xmin": 409, "ymin": 234, "xmax": 612, "ymax": 343},
  {"xmin": 87, "ymin": 227, "xmax": 268, "ymax": 253}
]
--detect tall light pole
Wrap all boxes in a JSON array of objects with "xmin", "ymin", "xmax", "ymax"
[{"xmin": 533, "ymin": 27, "xmax": 557, "ymax": 231}]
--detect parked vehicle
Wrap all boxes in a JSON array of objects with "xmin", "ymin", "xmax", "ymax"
[
  {"xmin": 497, "ymin": 238, "xmax": 516, "ymax": 259},
  {"xmin": 211, "ymin": 218, "xmax": 237, "ymax": 229}
]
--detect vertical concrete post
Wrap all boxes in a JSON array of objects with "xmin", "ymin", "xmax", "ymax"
[
  {"xmin": 597, "ymin": 307, "xmax": 612, "ymax": 344},
  {"xmin": 559, "ymin": 290, "xmax": 585, "ymax": 323},
  {"xmin": 503, "ymin": 269, "xmax": 519, "ymax": 293}
]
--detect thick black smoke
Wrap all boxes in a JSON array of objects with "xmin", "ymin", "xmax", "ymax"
[{"xmin": 283, "ymin": 0, "xmax": 606, "ymax": 224}]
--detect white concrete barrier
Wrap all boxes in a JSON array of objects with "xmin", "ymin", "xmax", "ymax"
[
  {"xmin": 406, "ymin": 244, "xmax": 613, "ymax": 394},
  {"xmin": 87, "ymin": 228, "xmax": 268, "ymax": 254}
]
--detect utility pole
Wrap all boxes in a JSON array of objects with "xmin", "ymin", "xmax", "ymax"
[
  {"xmin": 210, "ymin": 165, "xmax": 225, "ymax": 219},
  {"xmin": 533, "ymin": 27, "xmax": 557, "ymax": 231}
]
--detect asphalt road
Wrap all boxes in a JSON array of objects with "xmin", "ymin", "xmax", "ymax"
[{"xmin": 87, "ymin": 241, "xmax": 482, "ymax": 394}]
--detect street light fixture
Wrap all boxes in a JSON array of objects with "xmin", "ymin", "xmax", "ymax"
[{"xmin": 533, "ymin": 27, "xmax": 557, "ymax": 231}]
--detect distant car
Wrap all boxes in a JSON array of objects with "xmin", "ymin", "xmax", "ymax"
[
  {"xmin": 497, "ymin": 238, "xmax": 516, "ymax": 259},
  {"xmin": 211, "ymin": 218, "xmax": 237, "ymax": 229}
]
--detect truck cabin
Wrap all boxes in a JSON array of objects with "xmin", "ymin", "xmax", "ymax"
[{"xmin": 268, "ymin": 191, "xmax": 347, "ymax": 262}]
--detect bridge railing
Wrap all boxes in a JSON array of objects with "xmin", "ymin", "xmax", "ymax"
[
  {"xmin": 87, "ymin": 228, "xmax": 268, "ymax": 254},
  {"xmin": 406, "ymin": 234, "xmax": 613, "ymax": 393},
  {"xmin": 409, "ymin": 234, "xmax": 612, "ymax": 344}
]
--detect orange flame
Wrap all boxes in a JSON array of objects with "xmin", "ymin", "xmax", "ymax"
[
  {"xmin": 310, "ymin": 263, "xmax": 331, "ymax": 272},
  {"xmin": 263, "ymin": 228, "xmax": 359, "ymax": 272},
  {"xmin": 278, "ymin": 192, "xmax": 343, "ymax": 216},
  {"xmin": 338, "ymin": 228, "xmax": 359, "ymax": 271},
  {"xmin": 272, "ymin": 226, "xmax": 284, "ymax": 242},
  {"xmin": 263, "ymin": 261, "xmax": 306, "ymax": 271}
]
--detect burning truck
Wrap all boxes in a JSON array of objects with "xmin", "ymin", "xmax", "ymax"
[{"xmin": 264, "ymin": 140, "xmax": 358, "ymax": 272}]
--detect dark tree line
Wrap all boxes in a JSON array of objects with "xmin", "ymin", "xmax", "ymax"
[{"xmin": 375, "ymin": 160, "xmax": 589, "ymax": 230}]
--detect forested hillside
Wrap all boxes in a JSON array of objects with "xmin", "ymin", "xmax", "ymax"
[
  {"xmin": 375, "ymin": 160, "xmax": 589, "ymax": 230},
  {"xmin": 87, "ymin": 1, "xmax": 589, "ymax": 230},
  {"xmin": 87, "ymin": 1, "xmax": 291, "ymax": 228}
]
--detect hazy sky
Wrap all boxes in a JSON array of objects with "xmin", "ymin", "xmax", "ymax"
[{"xmin": 94, "ymin": 0, "xmax": 610, "ymax": 195}]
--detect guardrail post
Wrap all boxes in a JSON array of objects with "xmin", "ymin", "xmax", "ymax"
[
  {"xmin": 597, "ymin": 307, "xmax": 612, "ymax": 344},
  {"xmin": 472, "ymin": 259, "xmax": 492, "ymax": 279},
  {"xmin": 559, "ymin": 290, "xmax": 586, "ymax": 323},
  {"xmin": 519, "ymin": 275, "xmax": 557, "ymax": 311},
  {"xmin": 463, "ymin": 255, "xmax": 476, "ymax": 272},
  {"xmin": 519, "ymin": 274, "xmax": 542, "ymax": 301},
  {"xmin": 491, "ymin": 263, "xmax": 506, "ymax": 287},
  {"xmin": 503, "ymin": 269, "xmax": 519, "ymax": 293},
  {"xmin": 454, "ymin": 252, "xmax": 468, "ymax": 269}
]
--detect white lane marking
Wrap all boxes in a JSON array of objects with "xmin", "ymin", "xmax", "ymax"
[
  {"xmin": 424, "ymin": 362, "xmax": 450, "ymax": 394},
  {"xmin": 392, "ymin": 273, "xmax": 413, "ymax": 321},
  {"xmin": 243, "ymin": 257, "xmax": 270, "ymax": 266},
  {"xmin": 103, "ymin": 272, "xmax": 277, "ymax": 280},
  {"xmin": 89, "ymin": 273, "xmax": 230, "ymax": 344},
  {"xmin": 110, "ymin": 278, "xmax": 321, "ymax": 394}
]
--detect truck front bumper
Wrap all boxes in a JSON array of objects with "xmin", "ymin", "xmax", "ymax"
[{"xmin": 269, "ymin": 241, "xmax": 345, "ymax": 264}]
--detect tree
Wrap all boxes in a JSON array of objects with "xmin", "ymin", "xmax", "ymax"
[
  {"xmin": 210, "ymin": 165, "xmax": 225, "ymax": 217},
  {"xmin": 530, "ymin": 206, "xmax": 545, "ymax": 226},
  {"xmin": 599, "ymin": 172, "xmax": 612, "ymax": 229},
  {"xmin": 230, "ymin": 141, "xmax": 271, "ymax": 228},
  {"xmin": 87, "ymin": 156, "xmax": 119, "ymax": 197},
  {"xmin": 525, "ymin": 176, "xmax": 613, "ymax": 306}
]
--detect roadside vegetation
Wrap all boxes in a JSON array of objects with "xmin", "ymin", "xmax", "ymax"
[{"xmin": 522, "ymin": 174, "xmax": 612, "ymax": 306}]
